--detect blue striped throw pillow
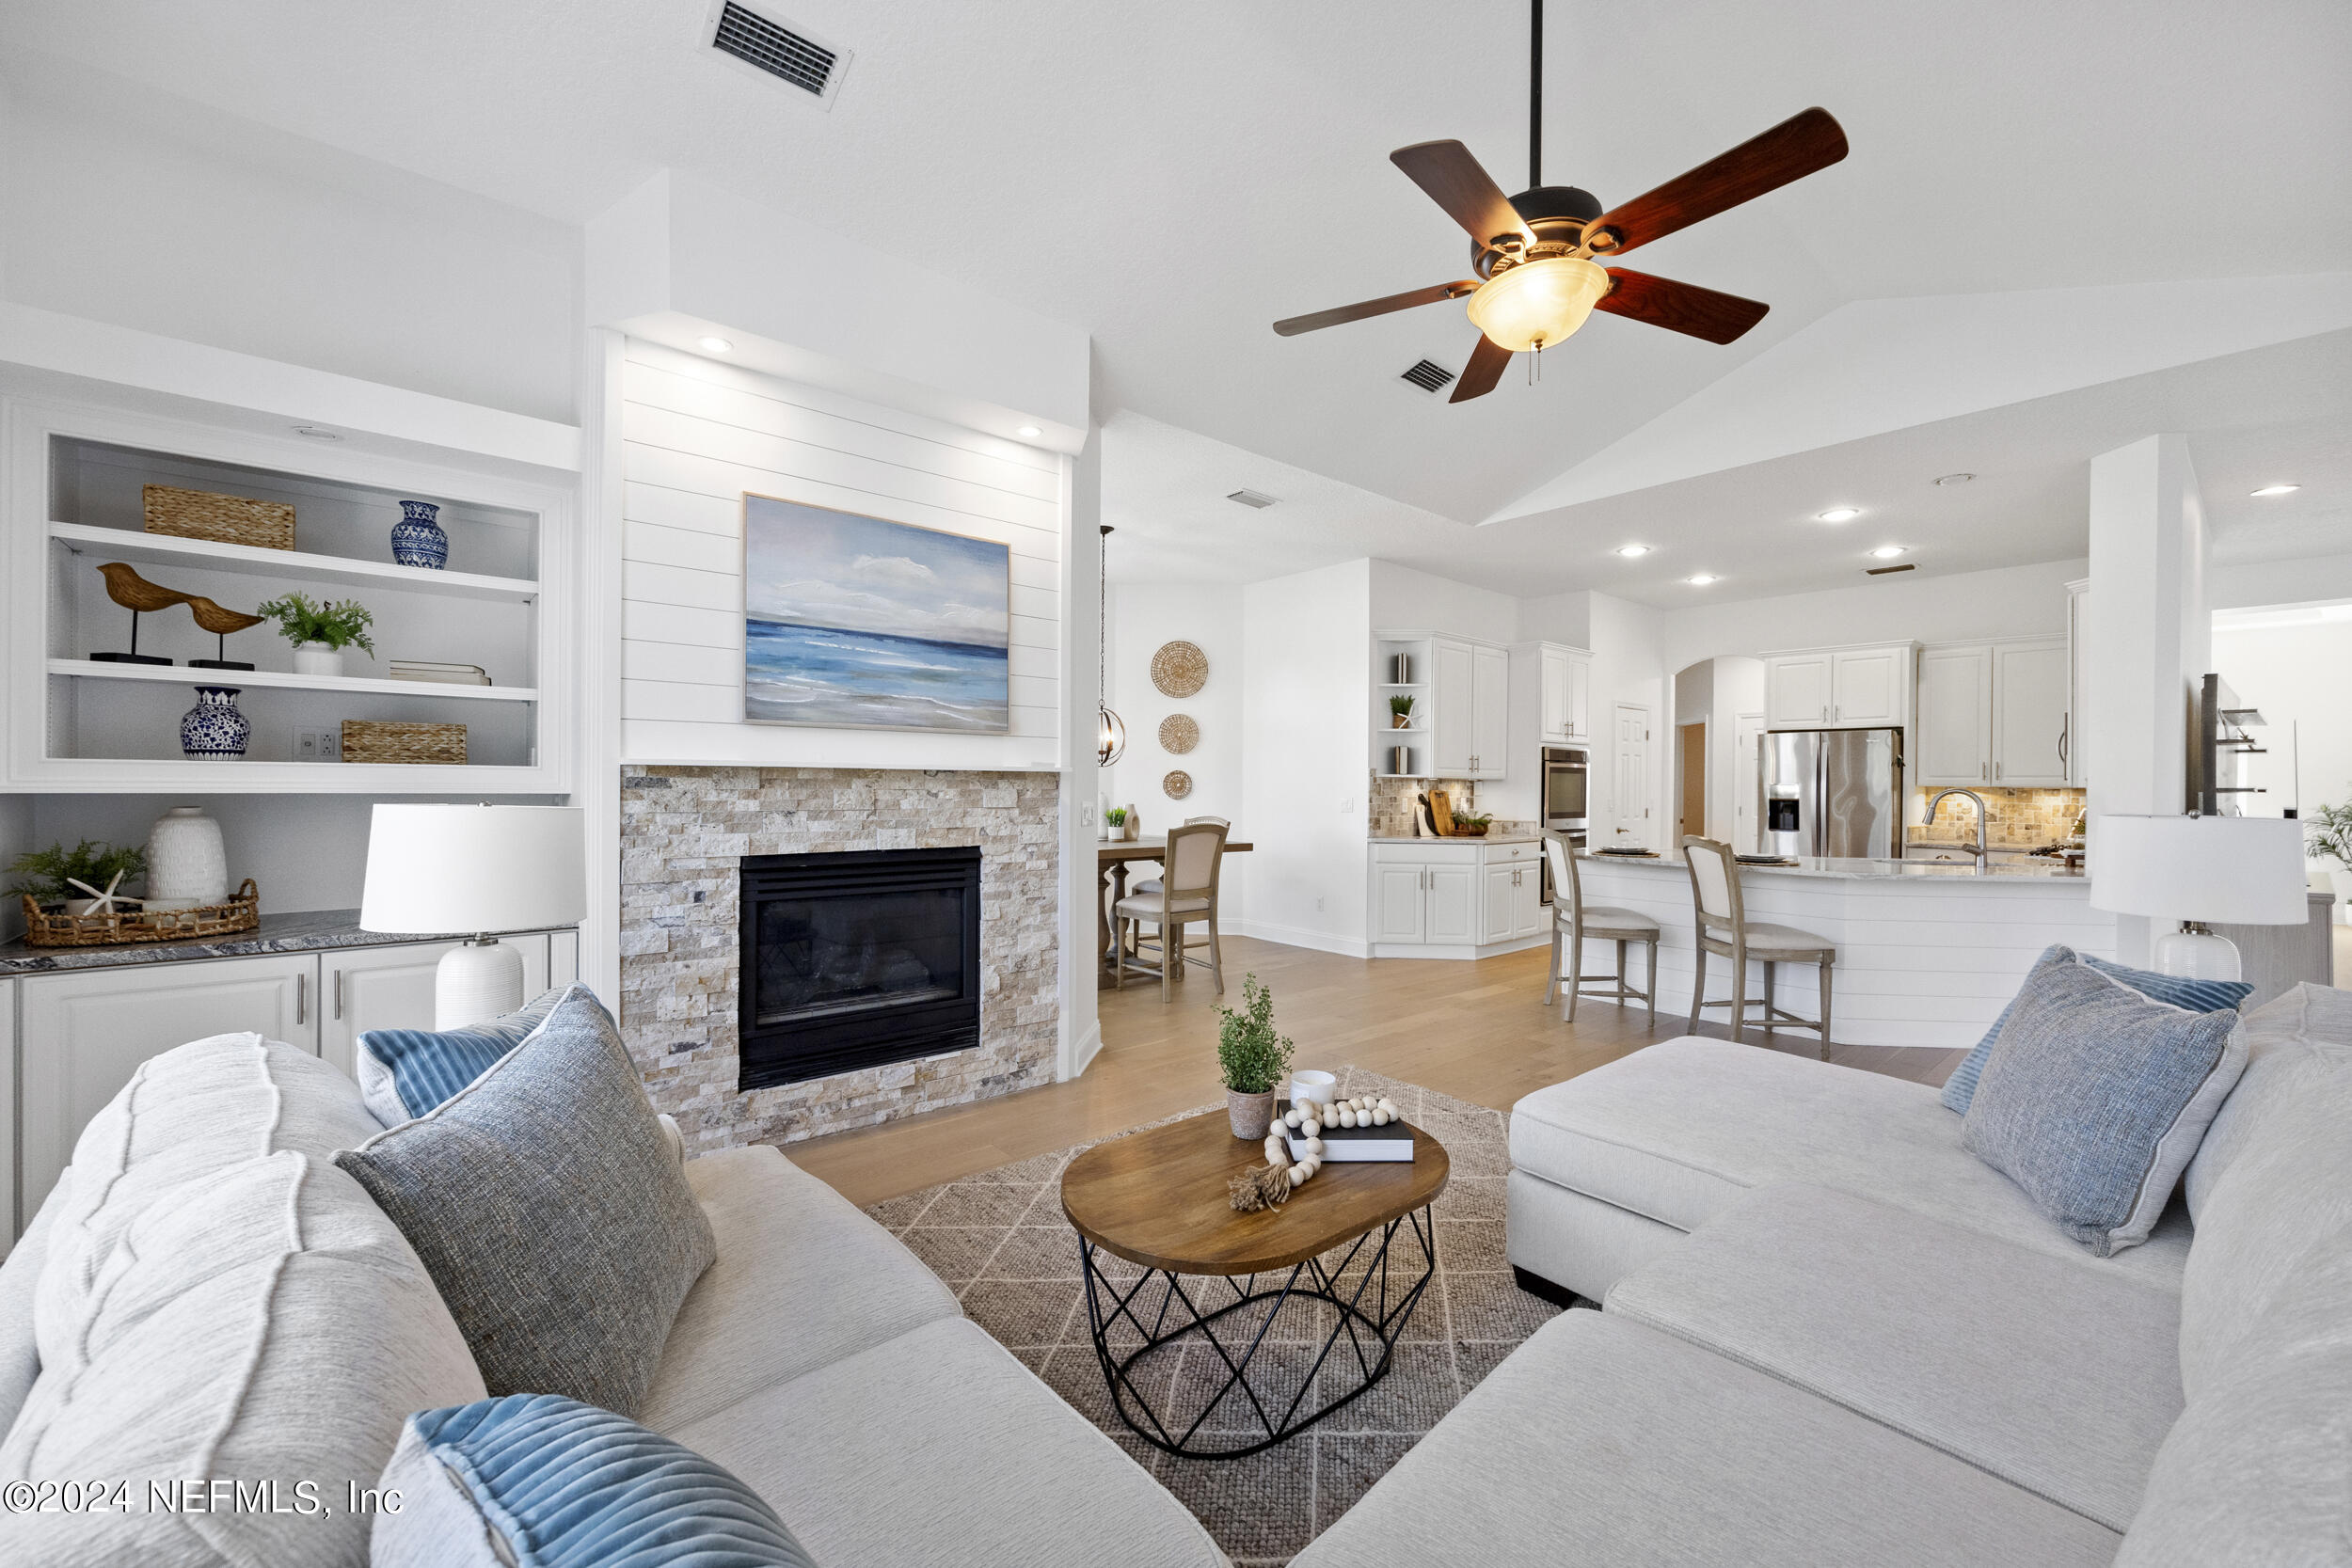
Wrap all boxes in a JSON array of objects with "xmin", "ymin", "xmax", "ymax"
[
  {"xmin": 1940, "ymin": 946, "xmax": 2251, "ymax": 1113},
  {"xmin": 357, "ymin": 987, "xmax": 565, "ymax": 1124},
  {"xmin": 373, "ymin": 1394, "xmax": 816, "ymax": 1568}
]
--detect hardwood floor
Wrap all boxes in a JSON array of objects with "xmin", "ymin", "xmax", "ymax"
[{"xmin": 787, "ymin": 934, "xmax": 1967, "ymax": 1208}]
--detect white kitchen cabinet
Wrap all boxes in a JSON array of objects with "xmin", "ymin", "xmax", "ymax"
[
  {"xmin": 1992, "ymin": 640, "xmax": 2071, "ymax": 785},
  {"xmin": 318, "ymin": 932, "xmax": 549, "ymax": 1078},
  {"xmin": 19, "ymin": 953, "xmax": 320, "ymax": 1226},
  {"xmin": 1368, "ymin": 840, "xmax": 1548, "ymax": 957},
  {"xmin": 1765, "ymin": 654, "xmax": 1834, "ymax": 728},
  {"xmin": 1470, "ymin": 642, "xmax": 1510, "ymax": 778},
  {"xmin": 1516, "ymin": 642, "xmax": 1593, "ymax": 746},
  {"xmin": 1765, "ymin": 644, "xmax": 1914, "ymax": 730},
  {"xmin": 1916, "ymin": 645, "xmax": 1994, "ymax": 784},
  {"xmin": 2066, "ymin": 579, "xmax": 2090, "ymax": 786},
  {"xmin": 1373, "ymin": 863, "xmax": 1430, "ymax": 944},
  {"xmin": 1426, "ymin": 861, "xmax": 1479, "ymax": 943},
  {"xmin": 1429, "ymin": 638, "xmax": 1476, "ymax": 775},
  {"xmin": 1483, "ymin": 860, "xmax": 1548, "ymax": 942}
]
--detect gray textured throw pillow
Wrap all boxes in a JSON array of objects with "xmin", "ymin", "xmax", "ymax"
[
  {"xmin": 335, "ymin": 986, "xmax": 714, "ymax": 1418},
  {"xmin": 1963, "ymin": 952, "xmax": 2247, "ymax": 1258}
]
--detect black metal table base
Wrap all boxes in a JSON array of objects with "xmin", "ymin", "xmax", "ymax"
[{"xmin": 1076, "ymin": 1207, "xmax": 1438, "ymax": 1459}]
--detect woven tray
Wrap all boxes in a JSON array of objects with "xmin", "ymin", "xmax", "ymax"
[
  {"xmin": 19, "ymin": 879, "xmax": 261, "ymax": 949},
  {"xmin": 342, "ymin": 720, "xmax": 466, "ymax": 765},
  {"xmin": 143, "ymin": 484, "xmax": 295, "ymax": 550}
]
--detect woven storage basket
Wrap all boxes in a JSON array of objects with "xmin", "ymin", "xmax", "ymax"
[
  {"xmin": 143, "ymin": 484, "xmax": 296, "ymax": 549},
  {"xmin": 342, "ymin": 720, "xmax": 466, "ymax": 766},
  {"xmin": 20, "ymin": 879, "xmax": 261, "ymax": 949}
]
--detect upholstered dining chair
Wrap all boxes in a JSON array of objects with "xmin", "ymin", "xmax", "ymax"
[
  {"xmin": 1113, "ymin": 819, "xmax": 1228, "ymax": 1001},
  {"xmin": 1128, "ymin": 816, "xmax": 1228, "ymax": 897},
  {"xmin": 1542, "ymin": 835, "xmax": 1659, "ymax": 1024},
  {"xmin": 1681, "ymin": 835, "xmax": 1835, "ymax": 1055}
]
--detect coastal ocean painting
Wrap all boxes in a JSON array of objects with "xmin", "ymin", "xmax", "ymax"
[{"xmin": 740, "ymin": 495, "xmax": 1011, "ymax": 733}]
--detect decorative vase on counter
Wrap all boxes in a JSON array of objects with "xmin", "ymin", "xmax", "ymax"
[
  {"xmin": 146, "ymin": 806, "xmax": 229, "ymax": 910},
  {"xmin": 180, "ymin": 687, "xmax": 251, "ymax": 760},
  {"xmin": 292, "ymin": 641, "xmax": 344, "ymax": 677},
  {"xmin": 390, "ymin": 499, "xmax": 448, "ymax": 569}
]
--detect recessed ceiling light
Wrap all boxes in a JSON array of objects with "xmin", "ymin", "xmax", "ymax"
[
  {"xmin": 697, "ymin": 336, "xmax": 734, "ymax": 354},
  {"xmin": 291, "ymin": 425, "xmax": 342, "ymax": 441},
  {"xmin": 1815, "ymin": 507, "xmax": 1861, "ymax": 523},
  {"xmin": 1686, "ymin": 574, "xmax": 1720, "ymax": 586},
  {"xmin": 1933, "ymin": 472, "xmax": 1974, "ymax": 486},
  {"xmin": 1016, "ymin": 424, "xmax": 1043, "ymax": 439},
  {"xmin": 1868, "ymin": 545, "xmax": 1908, "ymax": 559},
  {"xmin": 2250, "ymin": 483, "xmax": 2301, "ymax": 498},
  {"xmin": 1613, "ymin": 544, "xmax": 1652, "ymax": 558}
]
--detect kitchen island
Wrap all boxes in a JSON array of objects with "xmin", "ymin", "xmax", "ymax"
[{"xmin": 1574, "ymin": 851, "xmax": 2114, "ymax": 1049}]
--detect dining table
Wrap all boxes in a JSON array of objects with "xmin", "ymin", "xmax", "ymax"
[{"xmin": 1097, "ymin": 834, "xmax": 1252, "ymax": 986}]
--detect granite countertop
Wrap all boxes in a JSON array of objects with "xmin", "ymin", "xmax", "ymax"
[
  {"xmin": 1368, "ymin": 832, "xmax": 1545, "ymax": 845},
  {"xmin": 1578, "ymin": 850, "xmax": 2088, "ymax": 882},
  {"xmin": 0, "ymin": 909, "xmax": 552, "ymax": 974}
]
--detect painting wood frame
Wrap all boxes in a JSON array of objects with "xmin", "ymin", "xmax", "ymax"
[{"xmin": 739, "ymin": 492, "xmax": 1012, "ymax": 735}]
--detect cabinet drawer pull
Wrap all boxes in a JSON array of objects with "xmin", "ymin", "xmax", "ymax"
[
  {"xmin": 334, "ymin": 969, "xmax": 344, "ymax": 1021},
  {"xmin": 295, "ymin": 973, "xmax": 307, "ymax": 1027}
]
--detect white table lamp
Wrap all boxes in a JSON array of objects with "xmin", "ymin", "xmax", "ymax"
[
  {"xmin": 361, "ymin": 804, "xmax": 587, "ymax": 1028},
  {"xmin": 2089, "ymin": 814, "xmax": 2308, "ymax": 980}
]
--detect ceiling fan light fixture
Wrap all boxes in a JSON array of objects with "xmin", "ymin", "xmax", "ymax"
[{"xmin": 1464, "ymin": 256, "xmax": 1611, "ymax": 355}]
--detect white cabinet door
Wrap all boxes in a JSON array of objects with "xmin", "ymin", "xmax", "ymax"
[
  {"xmin": 1539, "ymin": 646, "xmax": 1571, "ymax": 742},
  {"xmin": 321, "ymin": 941, "xmax": 462, "ymax": 1079},
  {"xmin": 2066, "ymin": 582, "xmax": 2089, "ymax": 786},
  {"xmin": 1481, "ymin": 863, "xmax": 1519, "ymax": 943},
  {"xmin": 20, "ymin": 954, "xmax": 319, "ymax": 1223},
  {"xmin": 1830, "ymin": 647, "xmax": 1904, "ymax": 726},
  {"xmin": 1471, "ymin": 642, "xmax": 1510, "ymax": 778},
  {"xmin": 1430, "ymin": 638, "xmax": 1475, "ymax": 776},
  {"xmin": 1426, "ymin": 863, "xmax": 1478, "ymax": 943},
  {"xmin": 1916, "ymin": 645, "xmax": 1993, "ymax": 784},
  {"xmin": 1565, "ymin": 655, "xmax": 1592, "ymax": 741},
  {"xmin": 1993, "ymin": 641, "xmax": 2071, "ymax": 786},
  {"xmin": 1373, "ymin": 864, "xmax": 1427, "ymax": 944},
  {"xmin": 0, "ymin": 977, "xmax": 15, "ymax": 1242},
  {"xmin": 1513, "ymin": 863, "xmax": 1547, "ymax": 939},
  {"xmin": 1765, "ymin": 656, "xmax": 1833, "ymax": 727}
]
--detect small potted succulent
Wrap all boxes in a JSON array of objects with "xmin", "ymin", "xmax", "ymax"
[
  {"xmin": 1216, "ymin": 974, "xmax": 1295, "ymax": 1140},
  {"xmin": 256, "ymin": 592, "xmax": 375, "ymax": 677},
  {"xmin": 1390, "ymin": 694, "xmax": 1415, "ymax": 729},
  {"xmin": 9, "ymin": 839, "xmax": 147, "ymax": 915}
]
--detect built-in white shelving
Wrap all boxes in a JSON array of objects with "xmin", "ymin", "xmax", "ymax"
[
  {"xmin": 46, "ymin": 522, "xmax": 539, "ymax": 603},
  {"xmin": 48, "ymin": 659, "xmax": 539, "ymax": 704}
]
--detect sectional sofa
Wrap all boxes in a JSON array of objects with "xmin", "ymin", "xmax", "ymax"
[{"xmin": 1296, "ymin": 982, "xmax": 2352, "ymax": 1565}]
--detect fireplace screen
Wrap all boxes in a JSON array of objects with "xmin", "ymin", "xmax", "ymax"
[{"xmin": 738, "ymin": 847, "xmax": 981, "ymax": 1091}]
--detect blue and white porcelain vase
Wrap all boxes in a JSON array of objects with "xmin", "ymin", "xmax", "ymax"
[
  {"xmin": 390, "ymin": 499, "xmax": 449, "ymax": 569},
  {"xmin": 180, "ymin": 687, "xmax": 251, "ymax": 759}
]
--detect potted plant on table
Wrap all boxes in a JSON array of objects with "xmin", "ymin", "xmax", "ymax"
[
  {"xmin": 9, "ymin": 839, "xmax": 147, "ymax": 915},
  {"xmin": 2306, "ymin": 795, "xmax": 2352, "ymax": 920},
  {"xmin": 255, "ymin": 592, "xmax": 375, "ymax": 677},
  {"xmin": 1217, "ymin": 974, "xmax": 1295, "ymax": 1140}
]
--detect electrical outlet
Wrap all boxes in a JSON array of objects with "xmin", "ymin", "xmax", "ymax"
[{"xmin": 294, "ymin": 729, "xmax": 341, "ymax": 762}]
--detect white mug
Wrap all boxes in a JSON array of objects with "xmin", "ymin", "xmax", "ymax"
[{"xmin": 1288, "ymin": 1069, "xmax": 1336, "ymax": 1109}]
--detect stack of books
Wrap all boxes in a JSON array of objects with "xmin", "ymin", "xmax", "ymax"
[{"xmin": 388, "ymin": 660, "xmax": 491, "ymax": 687}]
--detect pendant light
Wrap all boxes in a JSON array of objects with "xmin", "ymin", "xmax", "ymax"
[{"xmin": 1096, "ymin": 525, "xmax": 1125, "ymax": 767}]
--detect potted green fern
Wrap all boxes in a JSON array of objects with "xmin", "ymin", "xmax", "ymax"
[
  {"xmin": 1216, "ymin": 974, "xmax": 1295, "ymax": 1140},
  {"xmin": 256, "ymin": 592, "xmax": 375, "ymax": 677},
  {"xmin": 9, "ymin": 839, "xmax": 147, "ymax": 914}
]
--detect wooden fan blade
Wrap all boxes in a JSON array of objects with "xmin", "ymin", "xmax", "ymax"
[
  {"xmin": 1587, "ymin": 107, "xmax": 1847, "ymax": 256},
  {"xmin": 1450, "ymin": 334, "xmax": 1513, "ymax": 403},
  {"xmin": 1391, "ymin": 141, "xmax": 1535, "ymax": 248},
  {"xmin": 1595, "ymin": 269, "xmax": 1770, "ymax": 344},
  {"xmin": 1273, "ymin": 280, "xmax": 1479, "ymax": 337}
]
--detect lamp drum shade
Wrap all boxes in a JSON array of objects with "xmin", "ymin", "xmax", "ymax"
[
  {"xmin": 361, "ymin": 805, "xmax": 587, "ymax": 935},
  {"xmin": 2090, "ymin": 815, "xmax": 2308, "ymax": 926}
]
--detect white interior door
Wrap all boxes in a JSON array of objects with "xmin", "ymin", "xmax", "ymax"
[
  {"xmin": 1613, "ymin": 704, "xmax": 1651, "ymax": 844},
  {"xmin": 1735, "ymin": 713, "xmax": 1764, "ymax": 854}
]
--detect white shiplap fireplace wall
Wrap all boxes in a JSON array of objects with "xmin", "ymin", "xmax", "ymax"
[{"xmin": 616, "ymin": 340, "xmax": 1064, "ymax": 766}]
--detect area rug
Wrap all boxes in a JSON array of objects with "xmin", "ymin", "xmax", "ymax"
[{"xmin": 863, "ymin": 1068, "xmax": 1568, "ymax": 1566}]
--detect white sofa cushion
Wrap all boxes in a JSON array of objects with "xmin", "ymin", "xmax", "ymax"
[
  {"xmin": 0, "ymin": 1180, "xmax": 66, "ymax": 1436},
  {"xmin": 640, "ymin": 1144, "xmax": 961, "ymax": 1433},
  {"xmin": 0, "ymin": 1148, "xmax": 485, "ymax": 1568},
  {"xmin": 666, "ymin": 1316, "xmax": 1229, "ymax": 1568},
  {"xmin": 1509, "ymin": 1037, "xmax": 2191, "ymax": 1288},
  {"xmin": 1604, "ymin": 1182, "xmax": 2183, "ymax": 1532},
  {"xmin": 1290, "ymin": 1309, "xmax": 2121, "ymax": 1568}
]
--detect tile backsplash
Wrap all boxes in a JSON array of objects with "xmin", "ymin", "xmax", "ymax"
[
  {"xmin": 1907, "ymin": 786, "xmax": 2085, "ymax": 847},
  {"xmin": 1371, "ymin": 775, "xmax": 1477, "ymax": 835}
]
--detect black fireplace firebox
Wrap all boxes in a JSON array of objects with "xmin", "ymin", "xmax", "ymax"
[{"xmin": 737, "ymin": 846, "xmax": 982, "ymax": 1092}]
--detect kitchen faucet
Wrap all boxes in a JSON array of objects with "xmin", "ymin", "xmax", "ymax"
[{"xmin": 1923, "ymin": 789, "xmax": 1991, "ymax": 863}]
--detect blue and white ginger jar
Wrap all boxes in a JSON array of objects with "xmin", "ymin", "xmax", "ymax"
[
  {"xmin": 180, "ymin": 687, "xmax": 251, "ymax": 759},
  {"xmin": 390, "ymin": 499, "xmax": 449, "ymax": 570}
]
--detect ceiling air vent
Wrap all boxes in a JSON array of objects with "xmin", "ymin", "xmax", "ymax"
[
  {"xmin": 1866, "ymin": 562, "xmax": 1916, "ymax": 576},
  {"xmin": 1400, "ymin": 358, "xmax": 1456, "ymax": 394},
  {"xmin": 1226, "ymin": 489, "xmax": 1279, "ymax": 510},
  {"xmin": 705, "ymin": 1, "xmax": 851, "ymax": 107}
]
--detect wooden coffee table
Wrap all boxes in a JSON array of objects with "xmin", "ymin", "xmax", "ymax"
[{"xmin": 1059, "ymin": 1104, "xmax": 1449, "ymax": 1458}]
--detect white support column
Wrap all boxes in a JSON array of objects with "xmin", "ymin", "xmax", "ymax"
[
  {"xmin": 2085, "ymin": 434, "xmax": 2209, "ymax": 965},
  {"xmin": 1057, "ymin": 429, "xmax": 1103, "ymax": 1081}
]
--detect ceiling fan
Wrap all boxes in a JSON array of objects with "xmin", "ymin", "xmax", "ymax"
[{"xmin": 1273, "ymin": 0, "xmax": 1848, "ymax": 403}]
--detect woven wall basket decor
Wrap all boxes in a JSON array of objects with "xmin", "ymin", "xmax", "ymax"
[
  {"xmin": 1158, "ymin": 713, "xmax": 1200, "ymax": 753},
  {"xmin": 1150, "ymin": 641, "xmax": 1208, "ymax": 698},
  {"xmin": 1163, "ymin": 769, "xmax": 1194, "ymax": 800}
]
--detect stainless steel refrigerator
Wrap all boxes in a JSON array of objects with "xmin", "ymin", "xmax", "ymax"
[{"xmin": 1759, "ymin": 728, "xmax": 1904, "ymax": 860}]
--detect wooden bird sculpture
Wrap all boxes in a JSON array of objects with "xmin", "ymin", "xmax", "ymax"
[{"xmin": 95, "ymin": 562, "xmax": 264, "ymax": 666}]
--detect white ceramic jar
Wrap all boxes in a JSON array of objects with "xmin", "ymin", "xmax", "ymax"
[
  {"xmin": 293, "ymin": 641, "xmax": 344, "ymax": 677},
  {"xmin": 146, "ymin": 806, "xmax": 229, "ymax": 909}
]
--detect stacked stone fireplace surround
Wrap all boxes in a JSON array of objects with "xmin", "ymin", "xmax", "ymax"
[{"xmin": 619, "ymin": 766, "xmax": 1061, "ymax": 1155}]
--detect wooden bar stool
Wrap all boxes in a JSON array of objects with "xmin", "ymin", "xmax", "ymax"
[
  {"xmin": 1681, "ymin": 835, "xmax": 1835, "ymax": 1056},
  {"xmin": 1542, "ymin": 834, "xmax": 1659, "ymax": 1024}
]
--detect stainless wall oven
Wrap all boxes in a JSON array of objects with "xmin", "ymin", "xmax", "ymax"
[{"xmin": 1542, "ymin": 746, "xmax": 1590, "ymax": 833}]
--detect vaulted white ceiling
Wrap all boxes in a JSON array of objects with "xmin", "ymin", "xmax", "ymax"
[{"xmin": 6, "ymin": 0, "xmax": 2348, "ymax": 596}]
